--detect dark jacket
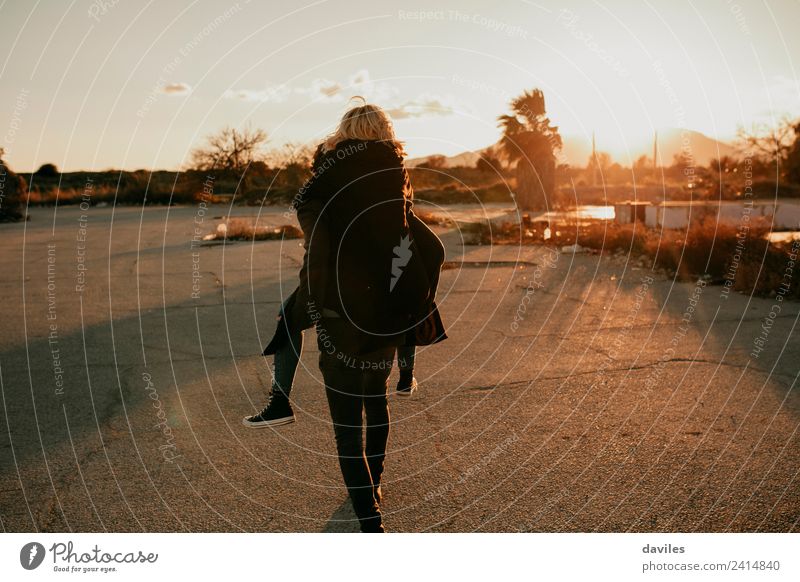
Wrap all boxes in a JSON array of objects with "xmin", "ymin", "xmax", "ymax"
[
  {"xmin": 404, "ymin": 213, "xmax": 447, "ymax": 347},
  {"xmin": 264, "ymin": 139, "xmax": 446, "ymax": 355}
]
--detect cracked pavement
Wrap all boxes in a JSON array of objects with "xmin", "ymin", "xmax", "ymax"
[{"xmin": 0, "ymin": 204, "xmax": 798, "ymax": 532}]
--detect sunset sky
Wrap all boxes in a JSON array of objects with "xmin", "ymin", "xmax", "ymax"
[{"xmin": 1, "ymin": 0, "xmax": 798, "ymax": 171}]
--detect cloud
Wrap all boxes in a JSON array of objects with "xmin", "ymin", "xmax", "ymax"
[
  {"xmin": 298, "ymin": 78, "xmax": 343, "ymax": 101},
  {"xmin": 224, "ymin": 69, "xmax": 399, "ymax": 105},
  {"xmin": 161, "ymin": 82, "xmax": 191, "ymax": 95},
  {"xmin": 346, "ymin": 69, "xmax": 397, "ymax": 102},
  {"xmin": 386, "ymin": 95, "xmax": 457, "ymax": 119},
  {"xmin": 315, "ymin": 79, "xmax": 343, "ymax": 98},
  {"xmin": 349, "ymin": 69, "xmax": 370, "ymax": 86},
  {"xmin": 223, "ymin": 84, "xmax": 291, "ymax": 103}
]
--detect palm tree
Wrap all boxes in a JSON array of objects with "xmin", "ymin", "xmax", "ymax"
[{"xmin": 498, "ymin": 89, "xmax": 562, "ymax": 210}]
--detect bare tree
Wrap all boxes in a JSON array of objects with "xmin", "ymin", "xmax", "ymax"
[
  {"xmin": 191, "ymin": 125, "xmax": 269, "ymax": 173},
  {"xmin": 265, "ymin": 142, "xmax": 316, "ymax": 189},
  {"xmin": 265, "ymin": 141, "xmax": 316, "ymax": 169},
  {"xmin": 736, "ymin": 116, "xmax": 797, "ymax": 164}
]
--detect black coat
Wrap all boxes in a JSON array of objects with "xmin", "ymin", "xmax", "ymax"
[
  {"xmin": 404, "ymin": 212, "xmax": 447, "ymax": 347},
  {"xmin": 263, "ymin": 139, "xmax": 446, "ymax": 355}
]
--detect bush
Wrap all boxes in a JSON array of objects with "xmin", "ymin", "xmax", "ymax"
[
  {"xmin": 750, "ymin": 181, "xmax": 800, "ymax": 199},
  {"xmin": 466, "ymin": 217, "xmax": 799, "ymax": 298},
  {"xmin": 35, "ymin": 163, "xmax": 59, "ymax": 178},
  {"xmin": 734, "ymin": 240, "xmax": 799, "ymax": 299},
  {"xmin": 0, "ymin": 157, "xmax": 27, "ymax": 221}
]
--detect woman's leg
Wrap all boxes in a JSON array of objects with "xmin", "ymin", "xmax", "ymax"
[
  {"xmin": 271, "ymin": 298, "xmax": 303, "ymax": 397},
  {"xmin": 272, "ymin": 326, "xmax": 302, "ymax": 397},
  {"xmin": 244, "ymin": 300, "xmax": 302, "ymax": 427}
]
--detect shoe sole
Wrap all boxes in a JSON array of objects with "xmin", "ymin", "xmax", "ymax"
[
  {"xmin": 242, "ymin": 415, "xmax": 296, "ymax": 428},
  {"xmin": 394, "ymin": 388, "xmax": 417, "ymax": 397}
]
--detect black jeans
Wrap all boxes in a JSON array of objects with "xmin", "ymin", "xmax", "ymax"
[{"xmin": 318, "ymin": 319, "xmax": 394, "ymax": 533}]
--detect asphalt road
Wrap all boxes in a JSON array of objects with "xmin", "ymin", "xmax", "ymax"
[{"xmin": 0, "ymin": 204, "xmax": 797, "ymax": 532}]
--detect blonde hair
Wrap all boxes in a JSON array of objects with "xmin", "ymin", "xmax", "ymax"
[{"xmin": 322, "ymin": 98, "xmax": 405, "ymax": 156}]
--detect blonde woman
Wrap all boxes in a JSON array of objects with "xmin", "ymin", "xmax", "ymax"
[{"xmin": 249, "ymin": 100, "xmax": 446, "ymax": 532}]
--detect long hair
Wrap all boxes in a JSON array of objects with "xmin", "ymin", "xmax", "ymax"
[{"xmin": 322, "ymin": 98, "xmax": 405, "ymax": 157}]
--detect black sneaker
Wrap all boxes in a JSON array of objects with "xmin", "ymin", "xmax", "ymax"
[
  {"xmin": 395, "ymin": 375, "xmax": 417, "ymax": 397},
  {"xmin": 243, "ymin": 394, "xmax": 295, "ymax": 428}
]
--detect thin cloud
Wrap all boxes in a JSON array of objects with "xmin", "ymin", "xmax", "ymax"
[
  {"xmin": 346, "ymin": 69, "xmax": 396, "ymax": 102},
  {"xmin": 300, "ymin": 78, "xmax": 343, "ymax": 101},
  {"xmin": 223, "ymin": 84, "xmax": 291, "ymax": 103},
  {"xmin": 161, "ymin": 82, "xmax": 191, "ymax": 95},
  {"xmin": 387, "ymin": 96, "xmax": 456, "ymax": 119},
  {"xmin": 224, "ymin": 69, "xmax": 398, "ymax": 105}
]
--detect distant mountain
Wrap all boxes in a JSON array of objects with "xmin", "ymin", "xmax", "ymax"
[
  {"xmin": 650, "ymin": 128, "xmax": 737, "ymax": 166},
  {"xmin": 406, "ymin": 149, "xmax": 485, "ymax": 168},
  {"xmin": 407, "ymin": 129, "xmax": 736, "ymax": 169}
]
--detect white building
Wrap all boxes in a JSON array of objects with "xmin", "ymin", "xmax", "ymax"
[{"xmin": 614, "ymin": 200, "xmax": 800, "ymax": 230}]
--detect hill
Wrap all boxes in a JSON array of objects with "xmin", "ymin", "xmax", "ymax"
[{"xmin": 407, "ymin": 128, "xmax": 736, "ymax": 169}]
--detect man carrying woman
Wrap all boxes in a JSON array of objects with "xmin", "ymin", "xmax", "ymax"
[{"xmin": 246, "ymin": 100, "xmax": 446, "ymax": 532}]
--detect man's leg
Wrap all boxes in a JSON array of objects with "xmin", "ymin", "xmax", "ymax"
[
  {"xmin": 363, "ymin": 367, "xmax": 391, "ymax": 499},
  {"xmin": 396, "ymin": 345, "xmax": 415, "ymax": 373},
  {"xmin": 321, "ymin": 351, "xmax": 383, "ymax": 532}
]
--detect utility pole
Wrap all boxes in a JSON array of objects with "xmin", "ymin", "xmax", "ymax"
[
  {"xmin": 591, "ymin": 131, "xmax": 597, "ymax": 187},
  {"xmin": 653, "ymin": 130, "xmax": 658, "ymax": 180}
]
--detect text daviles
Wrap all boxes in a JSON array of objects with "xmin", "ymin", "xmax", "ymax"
[{"xmin": 642, "ymin": 543, "xmax": 685, "ymax": 554}]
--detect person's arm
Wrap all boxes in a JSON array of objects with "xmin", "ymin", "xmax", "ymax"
[{"xmin": 293, "ymin": 145, "xmax": 331, "ymax": 209}]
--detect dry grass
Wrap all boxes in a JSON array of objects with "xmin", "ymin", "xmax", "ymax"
[
  {"xmin": 466, "ymin": 217, "xmax": 798, "ymax": 298},
  {"xmin": 218, "ymin": 218, "xmax": 302, "ymax": 241},
  {"xmin": 26, "ymin": 185, "xmax": 119, "ymax": 205},
  {"xmin": 413, "ymin": 209, "xmax": 453, "ymax": 226}
]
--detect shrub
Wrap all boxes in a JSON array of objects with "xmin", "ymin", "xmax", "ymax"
[
  {"xmin": 35, "ymin": 163, "xmax": 60, "ymax": 178},
  {"xmin": 465, "ymin": 217, "xmax": 799, "ymax": 298},
  {"xmin": 751, "ymin": 181, "xmax": 800, "ymax": 199},
  {"xmin": 735, "ymin": 241, "xmax": 799, "ymax": 299},
  {"xmin": 218, "ymin": 219, "xmax": 302, "ymax": 241},
  {"xmin": 0, "ymin": 157, "xmax": 27, "ymax": 221}
]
